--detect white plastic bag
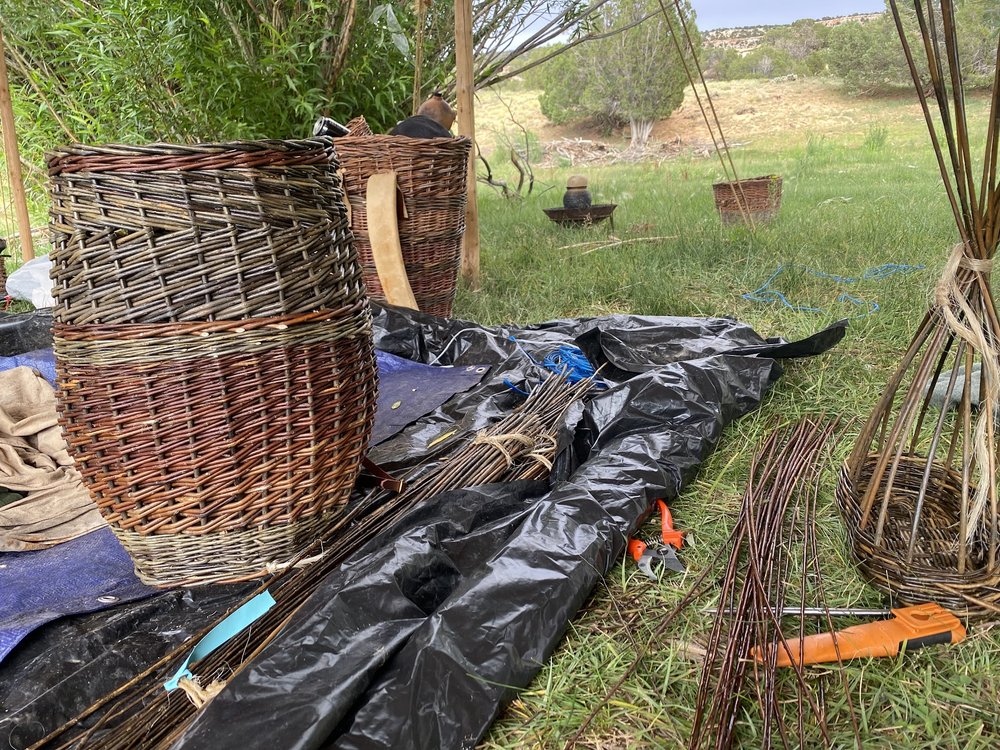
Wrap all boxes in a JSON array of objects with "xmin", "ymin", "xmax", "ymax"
[{"xmin": 6, "ymin": 256, "xmax": 55, "ymax": 309}]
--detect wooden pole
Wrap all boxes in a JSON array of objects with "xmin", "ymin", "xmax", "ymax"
[
  {"xmin": 454, "ymin": 0, "xmax": 480, "ymax": 289},
  {"xmin": 0, "ymin": 27, "xmax": 33, "ymax": 261},
  {"xmin": 412, "ymin": 0, "xmax": 426, "ymax": 115}
]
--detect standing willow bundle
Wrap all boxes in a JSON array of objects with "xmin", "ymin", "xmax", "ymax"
[{"xmin": 838, "ymin": 1, "xmax": 1000, "ymax": 618}]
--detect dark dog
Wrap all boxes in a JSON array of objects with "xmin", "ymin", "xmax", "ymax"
[{"xmin": 389, "ymin": 92, "xmax": 456, "ymax": 138}]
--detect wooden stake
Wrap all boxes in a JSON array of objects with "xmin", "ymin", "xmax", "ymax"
[
  {"xmin": 454, "ymin": 0, "xmax": 480, "ymax": 289},
  {"xmin": 0, "ymin": 27, "xmax": 33, "ymax": 261},
  {"xmin": 412, "ymin": 0, "xmax": 426, "ymax": 115}
]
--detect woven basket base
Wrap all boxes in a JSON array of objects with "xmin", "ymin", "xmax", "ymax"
[
  {"xmin": 837, "ymin": 454, "xmax": 1000, "ymax": 618},
  {"xmin": 114, "ymin": 511, "xmax": 336, "ymax": 587},
  {"xmin": 713, "ymin": 175, "xmax": 782, "ymax": 227}
]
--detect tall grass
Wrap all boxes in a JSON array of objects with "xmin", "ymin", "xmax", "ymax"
[{"xmin": 469, "ymin": 104, "xmax": 1000, "ymax": 748}]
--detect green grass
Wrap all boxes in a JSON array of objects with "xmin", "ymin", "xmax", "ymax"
[
  {"xmin": 5, "ymin": 77, "xmax": 996, "ymax": 748},
  {"xmin": 462, "ymin": 96, "xmax": 1000, "ymax": 748}
]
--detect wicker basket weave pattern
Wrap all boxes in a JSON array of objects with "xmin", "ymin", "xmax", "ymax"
[
  {"xmin": 54, "ymin": 312, "xmax": 376, "ymax": 581},
  {"xmin": 336, "ymin": 135, "xmax": 471, "ymax": 317},
  {"xmin": 49, "ymin": 140, "xmax": 359, "ymax": 325},
  {"xmin": 712, "ymin": 175, "xmax": 782, "ymax": 226},
  {"xmin": 345, "ymin": 116, "xmax": 374, "ymax": 137},
  {"xmin": 49, "ymin": 140, "xmax": 378, "ymax": 586},
  {"xmin": 837, "ymin": 454, "xmax": 997, "ymax": 616}
]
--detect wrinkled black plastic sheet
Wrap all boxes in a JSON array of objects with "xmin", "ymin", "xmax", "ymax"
[
  {"xmin": 167, "ymin": 306, "xmax": 844, "ymax": 750},
  {"xmin": 0, "ymin": 305, "xmax": 843, "ymax": 748}
]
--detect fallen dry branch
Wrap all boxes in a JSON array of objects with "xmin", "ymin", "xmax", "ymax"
[{"xmin": 579, "ymin": 235, "xmax": 678, "ymax": 255}]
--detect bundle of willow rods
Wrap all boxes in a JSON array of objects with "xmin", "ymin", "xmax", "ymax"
[
  {"xmin": 691, "ymin": 417, "xmax": 858, "ymax": 750},
  {"xmin": 839, "ymin": 0, "xmax": 1000, "ymax": 616},
  {"xmin": 564, "ymin": 418, "xmax": 856, "ymax": 750},
  {"xmin": 32, "ymin": 374, "xmax": 591, "ymax": 750}
]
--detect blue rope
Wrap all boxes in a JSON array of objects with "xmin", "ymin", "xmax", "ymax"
[
  {"xmin": 542, "ymin": 345, "xmax": 600, "ymax": 383},
  {"xmin": 506, "ymin": 338, "xmax": 607, "ymax": 394},
  {"xmin": 742, "ymin": 263, "xmax": 924, "ymax": 317}
]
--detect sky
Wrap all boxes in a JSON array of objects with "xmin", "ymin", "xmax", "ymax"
[{"xmin": 691, "ymin": 0, "xmax": 887, "ymax": 31}]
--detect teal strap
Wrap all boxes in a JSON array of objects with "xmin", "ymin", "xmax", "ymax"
[{"xmin": 163, "ymin": 590, "xmax": 276, "ymax": 692}]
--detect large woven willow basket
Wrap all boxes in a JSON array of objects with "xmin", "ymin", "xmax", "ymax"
[
  {"xmin": 336, "ymin": 135, "xmax": 471, "ymax": 317},
  {"xmin": 48, "ymin": 140, "xmax": 377, "ymax": 586},
  {"xmin": 712, "ymin": 174, "xmax": 782, "ymax": 226}
]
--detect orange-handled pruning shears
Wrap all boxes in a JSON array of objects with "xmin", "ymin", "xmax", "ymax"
[{"xmin": 628, "ymin": 499, "xmax": 686, "ymax": 579}]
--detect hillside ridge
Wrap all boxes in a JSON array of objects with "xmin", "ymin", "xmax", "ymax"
[{"xmin": 703, "ymin": 12, "xmax": 883, "ymax": 53}]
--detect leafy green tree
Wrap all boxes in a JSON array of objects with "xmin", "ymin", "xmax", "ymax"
[
  {"xmin": 0, "ymin": 0, "xmax": 639, "ymax": 188},
  {"xmin": 538, "ymin": 0, "xmax": 697, "ymax": 149},
  {"xmin": 827, "ymin": 13, "xmax": 914, "ymax": 94},
  {"xmin": 537, "ymin": 46, "xmax": 594, "ymax": 125},
  {"xmin": 703, "ymin": 47, "xmax": 748, "ymax": 81},
  {"xmin": 827, "ymin": 2, "xmax": 996, "ymax": 95},
  {"xmin": 762, "ymin": 20, "xmax": 829, "ymax": 62},
  {"xmin": 955, "ymin": 0, "xmax": 1000, "ymax": 88},
  {"xmin": 0, "ymin": 0, "xmax": 396, "ymax": 153},
  {"xmin": 741, "ymin": 46, "xmax": 796, "ymax": 78}
]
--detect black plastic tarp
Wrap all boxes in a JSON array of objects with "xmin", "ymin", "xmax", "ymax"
[
  {"xmin": 170, "ymin": 307, "xmax": 845, "ymax": 750},
  {"xmin": 0, "ymin": 305, "xmax": 845, "ymax": 750}
]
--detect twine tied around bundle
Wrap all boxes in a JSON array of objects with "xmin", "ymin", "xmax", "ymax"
[
  {"xmin": 176, "ymin": 676, "xmax": 225, "ymax": 709},
  {"xmin": 933, "ymin": 242, "xmax": 1000, "ymax": 543},
  {"xmin": 471, "ymin": 432, "xmax": 536, "ymax": 466},
  {"xmin": 526, "ymin": 433, "xmax": 558, "ymax": 472}
]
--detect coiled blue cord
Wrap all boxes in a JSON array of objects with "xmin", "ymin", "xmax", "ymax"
[
  {"xmin": 505, "ymin": 338, "xmax": 606, "ymax": 394},
  {"xmin": 743, "ymin": 263, "xmax": 925, "ymax": 317}
]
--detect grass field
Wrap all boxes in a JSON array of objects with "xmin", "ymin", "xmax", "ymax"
[
  {"xmin": 460, "ymin": 81, "xmax": 1000, "ymax": 749},
  {"xmin": 4, "ymin": 76, "xmax": 997, "ymax": 748}
]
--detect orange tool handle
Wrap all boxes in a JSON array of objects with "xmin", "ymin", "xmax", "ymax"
[
  {"xmin": 628, "ymin": 537, "xmax": 647, "ymax": 563},
  {"xmin": 763, "ymin": 603, "xmax": 966, "ymax": 668},
  {"xmin": 657, "ymin": 500, "xmax": 684, "ymax": 549}
]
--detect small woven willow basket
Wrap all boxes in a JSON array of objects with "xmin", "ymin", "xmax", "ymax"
[
  {"xmin": 336, "ymin": 135, "xmax": 471, "ymax": 317},
  {"xmin": 48, "ymin": 140, "xmax": 377, "ymax": 586},
  {"xmin": 837, "ymin": 453, "xmax": 999, "ymax": 617},
  {"xmin": 712, "ymin": 175, "xmax": 782, "ymax": 226}
]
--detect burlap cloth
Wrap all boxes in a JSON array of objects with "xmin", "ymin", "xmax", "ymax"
[{"xmin": 0, "ymin": 366, "xmax": 103, "ymax": 551}]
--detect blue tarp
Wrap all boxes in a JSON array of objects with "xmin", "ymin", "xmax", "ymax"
[
  {"xmin": 0, "ymin": 527, "xmax": 156, "ymax": 662},
  {"xmin": 0, "ymin": 348, "xmax": 56, "ymax": 385}
]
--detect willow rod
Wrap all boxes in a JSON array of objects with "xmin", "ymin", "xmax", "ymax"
[{"xmin": 35, "ymin": 375, "xmax": 592, "ymax": 750}]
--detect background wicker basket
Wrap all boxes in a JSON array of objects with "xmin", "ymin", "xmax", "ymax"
[
  {"xmin": 712, "ymin": 174, "xmax": 782, "ymax": 226},
  {"xmin": 335, "ymin": 135, "xmax": 471, "ymax": 317},
  {"xmin": 48, "ymin": 140, "xmax": 378, "ymax": 586}
]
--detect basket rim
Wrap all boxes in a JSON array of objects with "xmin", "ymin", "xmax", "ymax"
[
  {"xmin": 712, "ymin": 174, "xmax": 782, "ymax": 189},
  {"xmin": 46, "ymin": 138, "xmax": 338, "ymax": 175},
  {"xmin": 337, "ymin": 134, "xmax": 472, "ymax": 145},
  {"xmin": 48, "ymin": 138, "xmax": 334, "ymax": 159}
]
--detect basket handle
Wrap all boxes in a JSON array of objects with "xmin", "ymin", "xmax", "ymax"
[{"xmin": 367, "ymin": 170, "xmax": 419, "ymax": 311}]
